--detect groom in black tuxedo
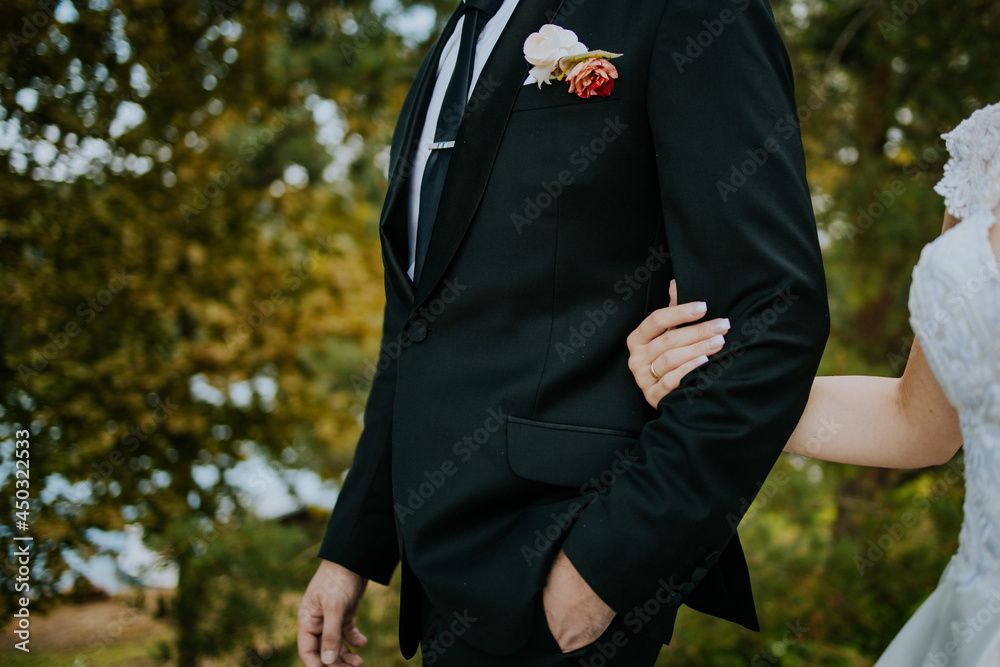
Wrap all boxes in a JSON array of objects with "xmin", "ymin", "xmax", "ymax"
[{"xmin": 298, "ymin": 0, "xmax": 829, "ymax": 665}]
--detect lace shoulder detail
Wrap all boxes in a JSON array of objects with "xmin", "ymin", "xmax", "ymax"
[
  {"xmin": 934, "ymin": 101, "xmax": 1000, "ymax": 228},
  {"xmin": 913, "ymin": 100, "xmax": 1000, "ymax": 591}
]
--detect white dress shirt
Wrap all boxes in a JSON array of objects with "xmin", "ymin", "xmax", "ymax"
[{"xmin": 407, "ymin": 0, "xmax": 521, "ymax": 281}]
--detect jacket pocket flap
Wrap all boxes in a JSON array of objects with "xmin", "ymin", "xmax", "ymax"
[{"xmin": 506, "ymin": 416, "xmax": 639, "ymax": 488}]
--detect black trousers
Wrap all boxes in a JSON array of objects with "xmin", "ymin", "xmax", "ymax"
[{"xmin": 418, "ymin": 588, "xmax": 663, "ymax": 666}]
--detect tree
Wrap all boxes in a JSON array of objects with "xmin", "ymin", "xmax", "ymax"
[{"xmin": 0, "ymin": 1, "xmax": 428, "ymax": 663}]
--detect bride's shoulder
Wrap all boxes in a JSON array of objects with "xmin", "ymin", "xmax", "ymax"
[{"xmin": 934, "ymin": 101, "xmax": 1000, "ymax": 226}]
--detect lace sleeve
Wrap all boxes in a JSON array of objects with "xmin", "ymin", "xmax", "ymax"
[{"xmin": 934, "ymin": 101, "xmax": 1000, "ymax": 228}]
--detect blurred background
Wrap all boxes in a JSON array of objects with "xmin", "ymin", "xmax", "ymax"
[{"xmin": 1, "ymin": 0, "xmax": 997, "ymax": 665}]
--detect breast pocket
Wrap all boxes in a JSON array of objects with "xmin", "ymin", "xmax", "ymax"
[{"xmin": 511, "ymin": 74, "xmax": 622, "ymax": 113}]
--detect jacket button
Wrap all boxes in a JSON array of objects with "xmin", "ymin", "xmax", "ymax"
[
  {"xmin": 691, "ymin": 567, "xmax": 708, "ymax": 582},
  {"xmin": 408, "ymin": 321, "xmax": 428, "ymax": 343},
  {"xmin": 680, "ymin": 582, "xmax": 695, "ymax": 595},
  {"xmin": 666, "ymin": 592, "xmax": 683, "ymax": 606}
]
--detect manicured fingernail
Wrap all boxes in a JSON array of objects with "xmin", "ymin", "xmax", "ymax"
[
  {"xmin": 322, "ymin": 650, "xmax": 335, "ymax": 664},
  {"xmin": 708, "ymin": 335, "xmax": 725, "ymax": 350},
  {"xmin": 694, "ymin": 355, "xmax": 709, "ymax": 367},
  {"xmin": 689, "ymin": 302, "xmax": 707, "ymax": 316},
  {"xmin": 712, "ymin": 318, "xmax": 731, "ymax": 334},
  {"xmin": 670, "ymin": 279, "xmax": 676, "ymax": 288}
]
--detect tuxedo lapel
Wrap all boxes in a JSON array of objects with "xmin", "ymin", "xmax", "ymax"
[
  {"xmin": 412, "ymin": 0, "xmax": 567, "ymax": 307},
  {"xmin": 380, "ymin": 5, "xmax": 466, "ymax": 306}
]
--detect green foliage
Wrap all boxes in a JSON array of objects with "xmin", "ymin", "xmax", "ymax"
[
  {"xmin": 0, "ymin": 0, "xmax": 410, "ymax": 663},
  {"xmin": 144, "ymin": 515, "xmax": 313, "ymax": 664}
]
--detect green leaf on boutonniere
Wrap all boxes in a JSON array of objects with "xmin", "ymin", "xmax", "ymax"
[{"xmin": 555, "ymin": 50, "xmax": 624, "ymax": 80}]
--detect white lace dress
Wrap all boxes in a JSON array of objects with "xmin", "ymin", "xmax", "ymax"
[{"xmin": 874, "ymin": 102, "xmax": 1000, "ymax": 666}]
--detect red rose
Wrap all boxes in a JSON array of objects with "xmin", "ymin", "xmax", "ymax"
[{"xmin": 565, "ymin": 58, "xmax": 618, "ymax": 99}]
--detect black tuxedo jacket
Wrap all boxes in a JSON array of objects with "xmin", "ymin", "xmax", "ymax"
[{"xmin": 319, "ymin": 0, "xmax": 829, "ymax": 657}]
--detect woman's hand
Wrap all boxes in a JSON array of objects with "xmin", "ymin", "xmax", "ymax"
[{"xmin": 626, "ymin": 279, "xmax": 730, "ymax": 408}]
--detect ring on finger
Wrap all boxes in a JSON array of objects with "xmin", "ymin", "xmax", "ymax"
[{"xmin": 649, "ymin": 361, "xmax": 662, "ymax": 381}]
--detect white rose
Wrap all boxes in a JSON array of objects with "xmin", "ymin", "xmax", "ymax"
[{"xmin": 523, "ymin": 24, "xmax": 587, "ymax": 87}]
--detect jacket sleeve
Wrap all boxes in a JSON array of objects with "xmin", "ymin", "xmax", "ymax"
[
  {"xmin": 317, "ymin": 292, "xmax": 401, "ymax": 585},
  {"xmin": 560, "ymin": 0, "xmax": 829, "ymax": 617}
]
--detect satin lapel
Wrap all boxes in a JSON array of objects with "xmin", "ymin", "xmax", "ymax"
[
  {"xmin": 412, "ymin": 0, "xmax": 568, "ymax": 307},
  {"xmin": 380, "ymin": 5, "xmax": 466, "ymax": 306}
]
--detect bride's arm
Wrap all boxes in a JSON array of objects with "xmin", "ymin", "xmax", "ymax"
[
  {"xmin": 784, "ymin": 336, "xmax": 961, "ymax": 468},
  {"xmin": 633, "ymin": 334, "xmax": 962, "ymax": 468},
  {"xmin": 629, "ymin": 212, "xmax": 964, "ymax": 469},
  {"xmin": 785, "ymin": 212, "xmax": 962, "ymax": 468}
]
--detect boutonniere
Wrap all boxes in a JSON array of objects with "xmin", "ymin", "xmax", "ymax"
[{"xmin": 523, "ymin": 24, "xmax": 622, "ymax": 99}]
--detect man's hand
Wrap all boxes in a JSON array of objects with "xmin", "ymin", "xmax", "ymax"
[
  {"xmin": 542, "ymin": 549, "xmax": 616, "ymax": 652},
  {"xmin": 297, "ymin": 559, "xmax": 369, "ymax": 667}
]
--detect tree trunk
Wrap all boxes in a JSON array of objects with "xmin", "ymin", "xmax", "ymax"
[{"xmin": 174, "ymin": 547, "xmax": 201, "ymax": 667}]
